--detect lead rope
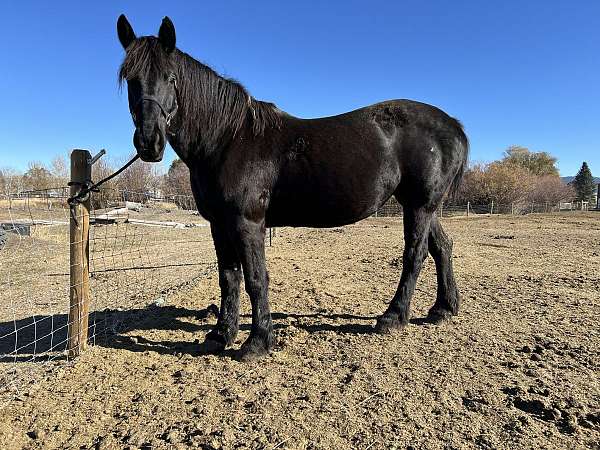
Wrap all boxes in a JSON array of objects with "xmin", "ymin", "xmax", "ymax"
[{"xmin": 68, "ymin": 154, "xmax": 140, "ymax": 223}]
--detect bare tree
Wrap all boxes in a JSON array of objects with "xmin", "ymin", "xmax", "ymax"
[
  {"xmin": 116, "ymin": 155, "xmax": 161, "ymax": 202},
  {"xmin": 22, "ymin": 162, "xmax": 54, "ymax": 191},
  {"xmin": 528, "ymin": 175, "xmax": 575, "ymax": 204},
  {"xmin": 50, "ymin": 154, "xmax": 69, "ymax": 186},
  {"xmin": 163, "ymin": 158, "xmax": 192, "ymax": 196},
  {"xmin": 0, "ymin": 167, "xmax": 23, "ymax": 195},
  {"xmin": 91, "ymin": 158, "xmax": 119, "ymax": 209},
  {"xmin": 457, "ymin": 161, "xmax": 533, "ymax": 205}
]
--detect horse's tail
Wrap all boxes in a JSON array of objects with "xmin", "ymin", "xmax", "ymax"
[{"xmin": 447, "ymin": 118, "xmax": 469, "ymax": 200}]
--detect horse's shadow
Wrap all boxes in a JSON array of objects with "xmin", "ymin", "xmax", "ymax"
[
  {"xmin": 0, "ymin": 304, "xmax": 433, "ymax": 362},
  {"xmin": 0, "ymin": 305, "xmax": 214, "ymax": 362}
]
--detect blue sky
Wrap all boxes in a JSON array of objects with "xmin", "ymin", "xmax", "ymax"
[{"xmin": 1, "ymin": 1, "xmax": 598, "ymax": 176}]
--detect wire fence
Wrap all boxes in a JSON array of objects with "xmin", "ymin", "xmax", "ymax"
[
  {"xmin": 86, "ymin": 188, "xmax": 217, "ymax": 346},
  {"xmin": 0, "ymin": 188, "xmax": 72, "ymax": 401},
  {"xmin": 374, "ymin": 197, "xmax": 595, "ymax": 218},
  {"xmin": 0, "ymin": 185, "xmax": 217, "ymax": 405}
]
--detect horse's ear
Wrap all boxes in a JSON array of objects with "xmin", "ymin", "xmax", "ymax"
[
  {"xmin": 117, "ymin": 14, "xmax": 136, "ymax": 50},
  {"xmin": 158, "ymin": 16, "xmax": 176, "ymax": 53}
]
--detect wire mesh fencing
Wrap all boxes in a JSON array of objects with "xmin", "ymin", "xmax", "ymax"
[
  {"xmin": 86, "ymin": 188, "xmax": 217, "ymax": 348},
  {"xmin": 0, "ymin": 182, "xmax": 218, "ymax": 405},
  {"xmin": 0, "ymin": 188, "xmax": 72, "ymax": 402}
]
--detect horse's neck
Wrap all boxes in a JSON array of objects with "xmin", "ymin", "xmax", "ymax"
[
  {"xmin": 167, "ymin": 123, "xmax": 232, "ymax": 169},
  {"xmin": 169, "ymin": 102, "xmax": 257, "ymax": 168}
]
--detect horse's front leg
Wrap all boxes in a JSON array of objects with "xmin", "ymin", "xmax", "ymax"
[
  {"xmin": 203, "ymin": 223, "xmax": 242, "ymax": 352},
  {"xmin": 231, "ymin": 216, "xmax": 273, "ymax": 361}
]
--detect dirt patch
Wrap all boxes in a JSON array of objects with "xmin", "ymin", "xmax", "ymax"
[{"xmin": 1, "ymin": 213, "xmax": 599, "ymax": 449}]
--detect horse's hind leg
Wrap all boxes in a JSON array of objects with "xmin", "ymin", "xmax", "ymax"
[
  {"xmin": 375, "ymin": 206, "xmax": 432, "ymax": 333},
  {"xmin": 427, "ymin": 215, "xmax": 460, "ymax": 322}
]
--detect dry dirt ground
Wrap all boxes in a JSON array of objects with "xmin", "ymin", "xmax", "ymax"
[{"xmin": 1, "ymin": 213, "xmax": 599, "ymax": 449}]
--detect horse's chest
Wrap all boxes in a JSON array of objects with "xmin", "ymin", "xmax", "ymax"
[
  {"xmin": 195, "ymin": 199, "xmax": 214, "ymax": 221},
  {"xmin": 190, "ymin": 178, "xmax": 220, "ymax": 222}
]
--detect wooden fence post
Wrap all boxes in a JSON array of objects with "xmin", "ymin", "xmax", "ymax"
[
  {"xmin": 467, "ymin": 201, "xmax": 470, "ymax": 217},
  {"xmin": 68, "ymin": 149, "xmax": 92, "ymax": 358}
]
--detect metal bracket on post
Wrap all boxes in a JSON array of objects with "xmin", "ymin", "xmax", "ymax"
[{"xmin": 90, "ymin": 149, "xmax": 106, "ymax": 166}]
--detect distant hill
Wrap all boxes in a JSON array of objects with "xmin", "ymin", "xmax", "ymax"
[{"xmin": 561, "ymin": 176, "xmax": 600, "ymax": 184}]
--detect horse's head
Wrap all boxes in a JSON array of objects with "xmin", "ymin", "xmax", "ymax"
[{"xmin": 117, "ymin": 15, "xmax": 178, "ymax": 162}]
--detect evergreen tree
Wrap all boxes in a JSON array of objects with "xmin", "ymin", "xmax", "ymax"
[{"xmin": 573, "ymin": 162, "xmax": 594, "ymax": 202}]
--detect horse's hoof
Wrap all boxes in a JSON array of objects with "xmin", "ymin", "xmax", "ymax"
[
  {"xmin": 198, "ymin": 334, "xmax": 227, "ymax": 354},
  {"xmin": 426, "ymin": 308, "xmax": 454, "ymax": 324},
  {"xmin": 236, "ymin": 336, "xmax": 272, "ymax": 362},
  {"xmin": 374, "ymin": 315, "xmax": 406, "ymax": 334}
]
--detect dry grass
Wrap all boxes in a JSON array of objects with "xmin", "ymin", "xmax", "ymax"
[{"xmin": 0, "ymin": 198, "xmax": 66, "ymax": 210}]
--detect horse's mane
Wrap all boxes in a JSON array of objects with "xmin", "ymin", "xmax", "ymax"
[{"xmin": 118, "ymin": 37, "xmax": 281, "ymax": 150}]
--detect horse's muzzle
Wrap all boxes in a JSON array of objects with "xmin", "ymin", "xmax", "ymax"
[
  {"xmin": 138, "ymin": 149, "xmax": 164, "ymax": 162},
  {"xmin": 133, "ymin": 128, "xmax": 165, "ymax": 162}
]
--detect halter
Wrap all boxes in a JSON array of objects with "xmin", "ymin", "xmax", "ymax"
[{"xmin": 130, "ymin": 73, "xmax": 179, "ymax": 127}]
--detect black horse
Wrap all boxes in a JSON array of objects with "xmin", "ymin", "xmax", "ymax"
[{"xmin": 116, "ymin": 15, "xmax": 469, "ymax": 360}]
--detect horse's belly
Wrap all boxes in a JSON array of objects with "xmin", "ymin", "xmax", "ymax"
[
  {"xmin": 266, "ymin": 186, "xmax": 390, "ymax": 228},
  {"xmin": 267, "ymin": 130, "xmax": 401, "ymax": 227}
]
